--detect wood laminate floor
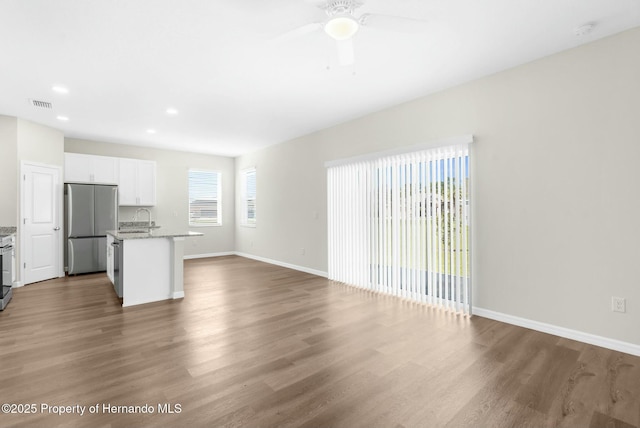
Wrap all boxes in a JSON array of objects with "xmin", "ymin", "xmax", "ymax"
[{"xmin": 0, "ymin": 256, "xmax": 639, "ymax": 427}]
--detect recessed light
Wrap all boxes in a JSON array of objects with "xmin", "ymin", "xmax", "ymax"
[
  {"xmin": 56, "ymin": 115, "xmax": 69, "ymax": 121},
  {"xmin": 52, "ymin": 85, "xmax": 69, "ymax": 94},
  {"xmin": 166, "ymin": 108, "xmax": 178, "ymax": 115},
  {"xmin": 147, "ymin": 129, "xmax": 157, "ymax": 134}
]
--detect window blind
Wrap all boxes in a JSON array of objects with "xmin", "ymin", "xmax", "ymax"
[
  {"xmin": 188, "ymin": 169, "xmax": 221, "ymax": 225},
  {"xmin": 327, "ymin": 142, "xmax": 471, "ymax": 314}
]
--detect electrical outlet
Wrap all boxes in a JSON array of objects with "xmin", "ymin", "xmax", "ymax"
[{"xmin": 612, "ymin": 296, "xmax": 626, "ymax": 313}]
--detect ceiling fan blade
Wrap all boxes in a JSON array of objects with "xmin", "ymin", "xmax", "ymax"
[
  {"xmin": 272, "ymin": 22, "xmax": 323, "ymax": 42},
  {"xmin": 359, "ymin": 13, "xmax": 428, "ymax": 33},
  {"xmin": 336, "ymin": 38, "xmax": 354, "ymax": 66}
]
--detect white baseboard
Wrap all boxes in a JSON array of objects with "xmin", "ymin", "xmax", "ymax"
[
  {"xmin": 166, "ymin": 251, "xmax": 640, "ymax": 356},
  {"xmin": 12, "ymin": 281, "xmax": 23, "ymax": 288},
  {"xmin": 234, "ymin": 252, "xmax": 328, "ymax": 278},
  {"xmin": 172, "ymin": 291, "xmax": 185, "ymax": 299},
  {"xmin": 473, "ymin": 307, "xmax": 640, "ymax": 357},
  {"xmin": 183, "ymin": 251, "xmax": 235, "ymax": 260},
  {"xmin": 181, "ymin": 251, "xmax": 328, "ymax": 278}
]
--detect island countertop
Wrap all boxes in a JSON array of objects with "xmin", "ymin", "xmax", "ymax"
[
  {"xmin": 105, "ymin": 229, "xmax": 202, "ymax": 307},
  {"xmin": 106, "ymin": 230, "xmax": 204, "ymax": 240}
]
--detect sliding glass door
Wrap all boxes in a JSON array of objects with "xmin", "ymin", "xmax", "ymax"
[{"xmin": 328, "ymin": 142, "xmax": 471, "ymax": 314}]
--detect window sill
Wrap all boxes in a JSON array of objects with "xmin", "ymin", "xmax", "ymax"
[{"xmin": 240, "ymin": 223, "xmax": 256, "ymax": 228}]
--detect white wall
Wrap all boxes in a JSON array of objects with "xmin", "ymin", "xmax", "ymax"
[
  {"xmin": 235, "ymin": 27, "xmax": 640, "ymax": 346},
  {"xmin": 235, "ymin": 136, "xmax": 327, "ymax": 273},
  {"xmin": 65, "ymin": 138, "xmax": 235, "ymax": 256}
]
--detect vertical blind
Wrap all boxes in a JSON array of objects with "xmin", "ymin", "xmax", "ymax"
[{"xmin": 327, "ymin": 142, "xmax": 471, "ymax": 314}]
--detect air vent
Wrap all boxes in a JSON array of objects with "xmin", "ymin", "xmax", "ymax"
[{"xmin": 28, "ymin": 99, "xmax": 53, "ymax": 109}]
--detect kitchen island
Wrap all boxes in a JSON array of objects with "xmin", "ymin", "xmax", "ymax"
[{"xmin": 106, "ymin": 229, "xmax": 203, "ymax": 307}]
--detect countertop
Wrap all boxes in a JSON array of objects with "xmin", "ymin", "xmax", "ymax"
[
  {"xmin": 0, "ymin": 226, "xmax": 17, "ymax": 235},
  {"xmin": 106, "ymin": 230, "xmax": 204, "ymax": 240},
  {"xmin": 119, "ymin": 221, "xmax": 157, "ymax": 228}
]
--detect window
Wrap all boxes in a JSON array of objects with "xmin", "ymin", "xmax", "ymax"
[
  {"xmin": 240, "ymin": 168, "xmax": 256, "ymax": 226},
  {"xmin": 188, "ymin": 169, "xmax": 221, "ymax": 226},
  {"xmin": 327, "ymin": 139, "xmax": 472, "ymax": 314}
]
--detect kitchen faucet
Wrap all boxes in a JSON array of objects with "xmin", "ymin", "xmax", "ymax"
[{"xmin": 133, "ymin": 208, "xmax": 152, "ymax": 229}]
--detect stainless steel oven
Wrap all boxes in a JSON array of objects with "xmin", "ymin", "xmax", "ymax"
[{"xmin": 0, "ymin": 234, "xmax": 15, "ymax": 311}]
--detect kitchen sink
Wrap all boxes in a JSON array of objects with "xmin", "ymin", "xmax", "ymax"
[{"xmin": 118, "ymin": 226, "xmax": 161, "ymax": 234}]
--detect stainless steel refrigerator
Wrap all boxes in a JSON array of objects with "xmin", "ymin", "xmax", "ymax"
[{"xmin": 65, "ymin": 184, "xmax": 118, "ymax": 275}]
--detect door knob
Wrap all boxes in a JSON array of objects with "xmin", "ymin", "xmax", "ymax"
[{"xmin": 53, "ymin": 226, "xmax": 61, "ymax": 231}]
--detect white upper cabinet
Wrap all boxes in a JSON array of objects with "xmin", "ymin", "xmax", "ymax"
[
  {"xmin": 64, "ymin": 153, "xmax": 156, "ymax": 206},
  {"xmin": 64, "ymin": 153, "xmax": 119, "ymax": 184},
  {"xmin": 136, "ymin": 160, "xmax": 156, "ymax": 206},
  {"xmin": 118, "ymin": 158, "xmax": 137, "ymax": 205},
  {"xmin": 92, "ymin": 156, "xmax": 119, "ymax": 184},
  {"xmin": 118, "ymin": 158, "xmax": 156, "ymax": 206}
]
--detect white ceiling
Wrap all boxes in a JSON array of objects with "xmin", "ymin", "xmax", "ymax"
[{"xmin": 1, "ymin": 0, "xmax": 639, "ymax": 157}]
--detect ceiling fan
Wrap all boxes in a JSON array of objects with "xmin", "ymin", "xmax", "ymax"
[{"xmin": 274, "ymin": 0, "xmax": 428, "ymax": 66}]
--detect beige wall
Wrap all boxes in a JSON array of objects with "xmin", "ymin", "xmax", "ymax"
[
  {"xmin": 64, "ymin": 138, "xmax": 235, "ymax": 256},
  {"xmin": 235, "ymin": 27, "xmax": 640, "ymax": 345},
  {"xmin": 17, "ymin": 118, "xmax": 65, "ymax": 166},
  {"xmin": 15, "ymin": 118, "xmax": 65, "ymax": 284},
  {"xmin": 0, "ymin": 116, "xmax": 18, "ymax": 226}
]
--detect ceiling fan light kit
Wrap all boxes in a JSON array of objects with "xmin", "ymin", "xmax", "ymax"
[
  {"xmin": 275, "ymin": 0, "xmax": 428, "ymax": 66},
  {"xmin": 324, "ymin": 15, "xmax": 359, "ymax": 40},
  {"xmin": 323, "ymin": 1, "xmax": 362, "ymax": 40}
]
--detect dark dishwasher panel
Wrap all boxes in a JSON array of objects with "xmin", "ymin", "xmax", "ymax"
[{"xmin": 111, "ymin": 239, "xmax": 123, "ymax": 298}]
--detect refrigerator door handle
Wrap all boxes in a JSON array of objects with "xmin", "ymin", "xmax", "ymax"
[
  {"xmin": 69, "ymin": 240, "xmax": 75, "ymax": 273},
  {"xmin": 110, "ymin": 186, "xmax": 118, "ymax": 232},
  {"xmin": 67, "ymin": 188, "xmax": 72, "ymax": 236}
]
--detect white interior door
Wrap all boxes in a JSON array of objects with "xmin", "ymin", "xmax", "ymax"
[{"xmin": 22, "ymin": 162, "xmax": 62, "ymax": 284}]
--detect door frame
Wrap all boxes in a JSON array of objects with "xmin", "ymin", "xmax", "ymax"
[{"xmin": 18, "ymin": 161, "xmax": 65, "ymax": 287}]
